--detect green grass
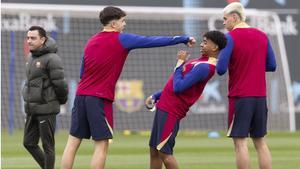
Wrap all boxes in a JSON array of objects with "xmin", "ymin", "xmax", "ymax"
[{"xmin": 2, "ymin": 130, "xmax": 300, "ymax": 169}]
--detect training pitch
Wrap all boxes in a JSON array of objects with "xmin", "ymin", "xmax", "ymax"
[{"xmin": 2, "ymin": 130, "xmax": 300, "ymax": 169}]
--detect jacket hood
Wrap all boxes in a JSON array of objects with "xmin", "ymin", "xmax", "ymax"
[{"xmin": 31, "ymin": 37, "xmax": 58, "ymax": 57}]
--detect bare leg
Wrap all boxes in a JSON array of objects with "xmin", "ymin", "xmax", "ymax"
[
  {"xmin": 150, "ymin": 147, "xmax": 163, "ymax": 169},
  {"xmin": 158, "ymin": 151, "xmax": 179, "ymax": 169},
  {"xmin": 233, "ymin": 138, "xmax": 250, "ymax": 169},
  {"xmin": 252, "ymin": 137, "xmax": 272, "ymax": 169},
  {"xmin": 61, "ymin": 135, "xmax": 82, "ymax": 169},
  {"xmin": 90, "ymin": 139, "xmax": 109, "ymax": 169}
]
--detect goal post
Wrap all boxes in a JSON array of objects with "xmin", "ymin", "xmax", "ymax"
[{"xmin": 1, "ymin": 3, "xmax": 295, "ymax": 132}]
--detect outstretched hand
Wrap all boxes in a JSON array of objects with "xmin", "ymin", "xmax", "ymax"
[
  {"xmin": 177, "ymin": 50, "xmax": 189, "ymax": 61},
  {"xmin": 145, "ymin": 95, "xmax": 156, "ymax": 112},
  {"xmin": 145, "ymin": 96, "xmax": 154, "ymax": 108},
  {"xmin": 187, "ymin": 37, "xmax": 196, "ymax": 47}
]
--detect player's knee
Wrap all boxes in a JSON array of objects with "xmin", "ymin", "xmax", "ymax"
[
  {"xmin": 42, "ymin": 143, "xmax": 55, "ymax": 154},
  {"xmin": 23, "ymin": 140, "xmax": 37, "ymax": 150},
  {"xmin": 158, "ymin": 151, "xmax": 172, "ymax": 163},
  {"xmin": 23, "ymin": 142, "xmax": 30, "ymax": 150},
  {"xmin": 252, "ymin": 138, "xmax": 267, "ymax": 150},
  {"xmin": 43, "ymin": 147, "xmax": 55, "ymax": 156},
  {"xmin": 162, "ymin": 156, "xmax": 174, "ymax": 165}
]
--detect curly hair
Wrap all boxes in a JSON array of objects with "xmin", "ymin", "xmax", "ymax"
[{"xmin": 203, "ymin": 30, "xmax": 227, "ymax": 50}]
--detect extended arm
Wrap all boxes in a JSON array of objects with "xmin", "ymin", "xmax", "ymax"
[
  {"xmin": 119, "ymin": 33, "xmax": 192, "ymax": 51},
  {"xmin": 266, "ymin": 39, "xmax": 277, "ymax": 72},
  {"xmin": 151, "ymin": 90, "xmax": 162, "ymax": 102},
  {"xmin": 216, "ymin": 34, "xmax": 234, "ymax": 75},
  {"xmin": 145, "ymin": 90, "xmax": 162, "ymax": 110}
]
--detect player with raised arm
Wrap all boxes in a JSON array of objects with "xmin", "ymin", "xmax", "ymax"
[
  {"xmin": 145, "ymin": 31, "xmax": 227, "ymax": 169},
  {"xmin": 61, "ymin": 6, "xmax": 196, "ymax": 169},
  {"xmin": 216, "ymin": 2, "xmax": 276, "ymax": 169}
]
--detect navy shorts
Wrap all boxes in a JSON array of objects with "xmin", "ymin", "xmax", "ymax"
[
  {"xmin": 149, "ymin": 109, "xmax": 180, "ymax": 155},
  {"xmin": 70, "ymin": 96, "xmax": 113, "ymax": 140},
  {"xmin": 227, "ymin": 97, "xmax": 268, "ymax": 138}
]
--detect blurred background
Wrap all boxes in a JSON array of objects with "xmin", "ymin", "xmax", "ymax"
[
  {"xmin": 2, "ymin": 0, "xmax": 300, "ymax": 133},
  {"xmin": 2, "ymin": 0, "xmax": 300, "ymax": 169}
]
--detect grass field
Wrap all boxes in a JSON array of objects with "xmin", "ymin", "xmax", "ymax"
[{"xmin": 2, "ymin": 130, "xmax": 300, "ymax": 169}]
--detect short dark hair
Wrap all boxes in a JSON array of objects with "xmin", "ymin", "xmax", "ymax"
[
  {"xmin": 203, "ymin": 30, "xmax": 227, "ymax": 50},
  {"xmin": 99, "ymin": 6, "xmax": 126, "ymax": 26},
  {"xmin": 28, "ymin": 26, "xmax": 47, "ymax": 38}
]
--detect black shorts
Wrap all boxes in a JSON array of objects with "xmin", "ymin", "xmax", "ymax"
[
  {"xmin": 149, "ymin": 109, "xmax": 180, "ymax": 155},
  {"xmin": 70, "ymin": 96, "xmax": 113, "ymax": 140},
  {"xmin": 227, "ymin": 97, "xmax": 268, "ymax": 138}
]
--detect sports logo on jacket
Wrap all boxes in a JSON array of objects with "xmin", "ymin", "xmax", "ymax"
[
  {"xmin": 115, "ymin": 80, "xmax": 144, "ymax": 113},
  {"xmin": 36, "ymin": 61, "xmax": 41, "ymax": 68}
]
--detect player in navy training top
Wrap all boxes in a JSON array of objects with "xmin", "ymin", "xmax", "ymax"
[
  {"xmin": 145, "ymin": 31, "xmax": 227, "ymax": 169},
  {"xmin": 61, "ymin": 6, "xmax": 196, "ymax": 169},
  {"xmin": 216, "ymin": 2, "xmax": 276, "ymax": 169}
]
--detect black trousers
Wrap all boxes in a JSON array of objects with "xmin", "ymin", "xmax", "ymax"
[{"xmin": 23, "ymin": 114, "xmax": 56, "ymax": 169}]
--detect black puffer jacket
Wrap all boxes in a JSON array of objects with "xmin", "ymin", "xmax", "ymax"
[{"xmin": 22, "ymin": 37, "xmax": 68, "ymax": 116}]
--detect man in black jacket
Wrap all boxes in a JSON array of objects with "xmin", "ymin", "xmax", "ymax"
[{"xmin": 22, "ymin": 26, "xmax": 68, "ymax": 169}]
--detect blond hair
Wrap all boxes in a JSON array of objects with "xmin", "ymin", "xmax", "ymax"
[{"xmin": 223, "ymin": 2, "xmax": 246, "ymax": 21}]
